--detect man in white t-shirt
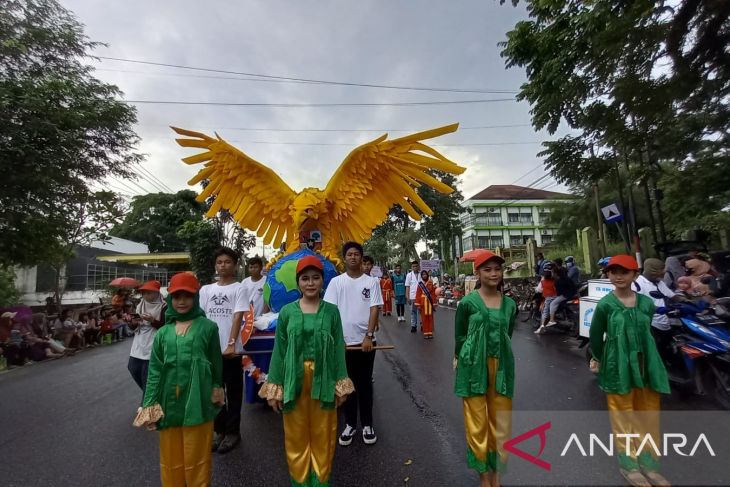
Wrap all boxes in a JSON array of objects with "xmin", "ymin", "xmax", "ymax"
[
  {"xmin": 404, "ymin": 260, "xmax": 421, "ymax": 332},
  {"xmin": 240, "ymin": 256, "xmax": 267, "ymax": 318},
  {"xmin": 632, "ymin": 258, "xmax": 678, "ymax": 363},
  {"xmin": 324, "ymin": 241, "xmax": 383, "ymax": 446},
  {"xmin": 198, "ymin": 247, "xmax": 247, "ymax": 454}
]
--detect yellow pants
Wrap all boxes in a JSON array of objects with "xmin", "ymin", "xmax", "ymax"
[
  {"xmin": 283, "ymin": 360, "xmax": 338, "ymax": 486},
  {"xmin": 606, "ymin": 387, "xmax": 661, "ymax": 471},
  {"xmin": 462, "ymin": 357, "xmax": 512, "ymax": 473},
  {"xmin": 159, "ymin": 421, "xmax": 214, "ymax": 487}
]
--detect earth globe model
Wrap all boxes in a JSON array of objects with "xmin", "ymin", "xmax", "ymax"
[{"xmin": 263, "ymin": 249, "xmax": 339, "ymax": 313}]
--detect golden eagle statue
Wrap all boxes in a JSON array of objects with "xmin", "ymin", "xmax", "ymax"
[{"xmin": 172, "ymin": 123, "xmax": 465, "ymax": 267}]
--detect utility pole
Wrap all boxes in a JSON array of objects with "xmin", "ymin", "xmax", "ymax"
[{"xmin": 593, "ymin": 182, "xmax": 607, "ymax": 255}]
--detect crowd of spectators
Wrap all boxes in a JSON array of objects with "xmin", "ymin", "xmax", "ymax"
[{"xmin": 0, "ymin": 291, "xmax": 140, "ymax": 370}]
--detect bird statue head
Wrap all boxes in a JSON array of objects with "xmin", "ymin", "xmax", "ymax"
[{"xmin": 289, "ymin": 188, "xmax": 325, "ymax": 229}]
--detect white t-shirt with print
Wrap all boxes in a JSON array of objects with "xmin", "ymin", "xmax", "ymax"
[
  {"xmin": 324, "ymin": 273, "xmax": 383, "ymax": 345},
  {"xmin": 632, "ymin": 275, "xmax": 676, "ymax": 331},
  {"xmin": 404, "ymin": 271, "xmax": 420, "ymax": 300},
  {"xmin": 199, "ymin": 281, "xmax": 248, "ymax": 352},
  {"xmin": 241, "ymin": 276, "xmax": 266, "ymax": 318}
]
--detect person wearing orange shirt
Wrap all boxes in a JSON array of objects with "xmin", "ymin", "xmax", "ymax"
[
  {"xmin": 415, "ymin": 270, "xmax": 437, "ymax": 339},
  {"xmin": 381, "ymin": 273, "xmax": 393, "ymax": 316}
]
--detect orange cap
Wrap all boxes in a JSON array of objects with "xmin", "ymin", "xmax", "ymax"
[
  {"xmin": 138, "ymin": 280, "xmax": 161, "ymax": 293},
  {"xmin": 296, "ymin": 255, "xmax": 324, "ymax": 275},
  {"xmin": 167, "ymin": 273, "xmax": 200, "ymax": 294},
  {"xmin": 473, "ymin": 250, "xmax": 505, "ymax": 270},
  {"xmin": 606, "ymin": 254, "xmax": 639, "ymax": 271}
]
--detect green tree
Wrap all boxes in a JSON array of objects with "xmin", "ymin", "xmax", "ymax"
[
  {"xmin": 0, "ymin": 266, "xmax": 20, "ymax": 307},
  {"xmin": 176, "ymin": 220, "xmax": 220, "ymax": 285},
  {"xmin": 110, "ymin": 190, "xmax": 205, "ymax": 252},
  {"xmin": 45, "ymin": 191, "xmax": 125, "ymax": 311},
  {"xmin": 500, "ymin": 0, "xmax": 730, "ymax": 241},
  {"xmin": 418, "ymin": 171, "xmax": 464, "ymax": 261},
  {"xmin": 0, "ymin": 0, "xmax": 142, "ymax": 267}
]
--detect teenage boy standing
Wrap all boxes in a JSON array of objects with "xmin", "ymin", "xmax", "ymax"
[
  {"xmin": 199, "ymin": 247, "xmax": 247, "ymax": 454},
  {"xmin": 324, "ymin": 242, "xmax": 383, "ymax": 446},
  {"xmin": 404, "ymin": 260, "xmax": 421, "ymax": 333},
  {"xmin": 240, "ymin": 256, "xmax": 267, "ymax": 320}
]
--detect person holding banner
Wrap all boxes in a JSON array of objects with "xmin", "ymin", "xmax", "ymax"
[
  {"xmin": 415, "ymin": 270, "xmax": 436, "ymax": 339},
  {"xmin": 259, "ymin": 255, "xmax": 354, "ymax": 487},
  {"xmin": 381, "ymin": 272, "xmax": 393, "ymax": 317}
]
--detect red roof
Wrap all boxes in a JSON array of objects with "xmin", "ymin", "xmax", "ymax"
[{"xmin": 467, "ymin": 184, "xmax": 569, "ymax": 201}]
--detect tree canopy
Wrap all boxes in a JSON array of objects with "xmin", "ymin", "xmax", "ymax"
[
  {"xmin": 500, "ymin": 0, "xmax": 730, "ymax": 242},
  {"xmin": 0, "ymin": 0, "xmax": 142, "ymax": 266},
  {"xmin": 110, "ymin": 190, "xmax": 206, "ymax": 252}
]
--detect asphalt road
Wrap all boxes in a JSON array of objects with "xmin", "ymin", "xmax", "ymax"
[{"xmin": 0, "ymin": 306, "xmax": 726, "ymax": 487}]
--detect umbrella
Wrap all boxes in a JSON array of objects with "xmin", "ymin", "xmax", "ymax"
[
  {"xmin": 109, "ymin": 277, "xmax": 140, "ymax": 288},
  {"xmin": 460, "ymin": 249, "xmax": 492, "ymax": 263}
]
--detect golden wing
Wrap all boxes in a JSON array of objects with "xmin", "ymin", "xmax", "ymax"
[
  {"xmin": 172, "ymin": 127, "xmax": 297, "ymax": 249},
  {"xmin": 323, "ymin": 123, "xmax": 465, "ymax": 243}
]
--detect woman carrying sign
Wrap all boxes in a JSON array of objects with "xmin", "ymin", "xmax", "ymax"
[{"xmin": 415, "ymin": 270, "xmax": 436, "ymax": 339}]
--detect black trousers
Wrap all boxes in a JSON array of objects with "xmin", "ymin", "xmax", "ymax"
[
  {"xmin": 127, "ymin": 356, "xmax": 149, "ymax": 403},
  {"xmin": 651, "ymin": 326, "xmax": 674, "ymax": 365},
  {"xmin": 215, "ymin": 356, "xmax": 243, "ymax": 435},
  {"xmin": 343, "ymin": 346, "xmax": 376, "ymax": 429},
  {"xmin": 396, "ymin": 303, "xmax": 405, "ymax": 317}
]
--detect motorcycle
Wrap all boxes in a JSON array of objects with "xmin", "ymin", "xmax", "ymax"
[{"xmin": 655, "ymin": 294, "xmax": 730, "ymax": 409}]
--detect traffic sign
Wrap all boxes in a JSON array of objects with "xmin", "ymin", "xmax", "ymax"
[{"xmin": 600, "ymin": 203, "xmax": 623, "ymax": 223}]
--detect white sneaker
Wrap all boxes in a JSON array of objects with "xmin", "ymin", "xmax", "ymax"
[
  {"xmin": 339, "ymin": 425, "xmax": 356, "ymax": 446},
  {"xmin": 362, "ymin": 426, "xmax": 377, "ymax": 445},
  {"xmin": 534, "ymin": 326, "xmax": 545, "ymax": 334},
  {"xmin": 546, "ymin": 321, "xmax": 557, "ymax": 327}
]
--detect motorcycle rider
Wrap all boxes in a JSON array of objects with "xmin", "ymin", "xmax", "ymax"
[
  {"xmin": 546, "ymin": 266, "xmax": 577, "ymax": 329},
  {"xmin": 565, "ymin": 256, "xmax": 581, "ymax": 285}
]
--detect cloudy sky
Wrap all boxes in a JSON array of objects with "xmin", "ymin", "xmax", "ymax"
[{"xmin": 63, "ymin": 0, "xmax": 563, "ymax": 202}]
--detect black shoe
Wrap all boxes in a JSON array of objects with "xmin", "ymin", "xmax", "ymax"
[
  {"xmin": 339, "ymin": 424, "xmax": 356, "ymax": 446},
  {"xmin": 410, "ymin": 326, "xmax": 416, "ymax": 333},
  {"xmin": 211, "ymin": 432, "xmax": 223, "ymax": 452},
  {"xmin": 217, "ymin": 434, "xmax": 241, "ymax": 454},
  {"xmin": 362, "ymin": 426, "xmax": 377, "ymax": 445}
]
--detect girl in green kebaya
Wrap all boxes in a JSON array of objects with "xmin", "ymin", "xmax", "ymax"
[
  {"xmin": 454, "ymin": 250, "xmax": 516, "ymax": 487},
  {"xmin": 590, "ymin": 255, "xmax": 670, "ymax": 487}
]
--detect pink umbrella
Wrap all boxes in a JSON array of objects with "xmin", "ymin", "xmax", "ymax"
[{"xmin": 109, "ymin": 277, "xmax": 140, "ymax": 288}]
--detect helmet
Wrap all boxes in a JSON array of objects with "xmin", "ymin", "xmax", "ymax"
[
  {"xmin": 597, "ymin": 257, "xmax": 611, "ymax": 268},
  {"xmin": 565, "ymin": 256, "xmax": 575, "ymax": 264}
]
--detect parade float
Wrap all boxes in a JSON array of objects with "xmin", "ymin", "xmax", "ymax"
[{"xmin": 173, "ymin": 123, "xmax": 466, "ymax": 401}]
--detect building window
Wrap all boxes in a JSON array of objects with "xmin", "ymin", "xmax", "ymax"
[
  {"xmin": 510, "ymin": 235, "xmax": 523, "ymax": 246},
  {"xmin": 542, "ymin": 234, "xmax": 553, "ymax": 244},
  {"xmin": 475, "ymin": 215, "xmax": 503, "ymax": 226},
  {"xmin": 489, "ymin": 236, "xmax": 504, "ymax": 248},
  {"xmin": 507, "ymin": 209, "xmax": 533, "ymax": 225},
  {"xmin": 463, "ymin": 237, "xmax": 473, "ymax": 251}
]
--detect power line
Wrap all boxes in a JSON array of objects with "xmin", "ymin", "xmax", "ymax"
[
  {"xmin": 131, "ymin": 164, "xmax": 171, "ymax": 193},
  {"xmin": 141, "ymin": 122, "xmax": 532, "ymax": 133},
  {"xmin": 143, "ymin": 135, "xmax": 541, "ymax": 147},
  {"xmin": 123, "ymin": 98, "xmax": 516, "ymax": 108},
  {"xmin": 97, "ymin": 56, "xmax": 519, "ymax": 94},
  {"xmin": 135, "ymin": 162, "xmax": 174, "ymax": 193}
]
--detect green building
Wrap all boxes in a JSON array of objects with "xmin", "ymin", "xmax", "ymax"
[{"xmin": 458, "ymin": 184, "xmax": 570, "ymax": 252}]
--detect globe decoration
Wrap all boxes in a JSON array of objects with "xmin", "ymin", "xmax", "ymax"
[{"xmin": 263, "ymin": 249, "xmax": 339, "ymax": 313}]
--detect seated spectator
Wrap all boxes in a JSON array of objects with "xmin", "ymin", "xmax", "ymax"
[
  {"xmin": 19, "ymin": 315, "xmax": 65, "ymax": 360},
  {"xmin": 99, "ymin": 309, "xmax": 120, "ymax": 342},
  {"xmin": 53, "ymin": 309, "xmax": 80, "ymax": 348},
  {"xmin": 83, "ymin": 310, "xmax": 101, "ymax": 346},
  {"xmin": 1, "ymin": 312, "xmax": 29, "ymax": 366}
]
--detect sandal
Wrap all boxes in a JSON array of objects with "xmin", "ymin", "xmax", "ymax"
[
  {"xmin": 620, "ymin": 469, "xmax": 651, "ymax": 487},
  {"xmin": 641, "ymin": 470, "xmax": 671, "ymax": 486}
]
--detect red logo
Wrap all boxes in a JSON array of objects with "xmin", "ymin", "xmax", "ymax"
[{"xmin": 503, "ymin": 421, "xmax": 552, "ymax": 471}]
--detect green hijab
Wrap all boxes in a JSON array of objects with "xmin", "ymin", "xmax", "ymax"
[{"xmin": 164, "ymin": 292, "xmax": 206, "ymax": 324}]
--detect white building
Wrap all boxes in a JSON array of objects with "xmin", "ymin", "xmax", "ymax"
[{"xmin": 459, "ymin": 184, "xmax": 571, "ymax": 252}]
